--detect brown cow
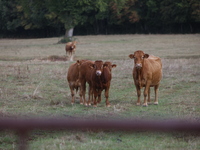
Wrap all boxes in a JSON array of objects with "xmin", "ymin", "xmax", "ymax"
[
  {"xmin": 67, "ymin": 60, "xmax": 87, "ymax": 104},
  {"xmin": 90, "ymin": 60, "xmax": 117, "ymax": 107},
  {"xmin": 65, "ymin": 41, "xmax": 77, "ymax": 61},
  {"xmin": 129, "ymin": 50, "xmax": 162, "ymax": 106},
  {"xmin": 77, "ymin": 60, "xmax": 94, "ymax": 106}
]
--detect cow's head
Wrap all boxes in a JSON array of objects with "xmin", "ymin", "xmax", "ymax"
[
  {"xmin": 104, "ymin": 61, "xmax": 117, "ymax": 71},
  {"xmin": 71, "ymin": 41, "xmax": 77, "ymax": 50},
  {"xmin": 129, "ymin": 50, "xmax": 149, "ymax": 69},
  {"xmin": 90, "ymin": 60, "xmax": 104, "ymax": 76}
]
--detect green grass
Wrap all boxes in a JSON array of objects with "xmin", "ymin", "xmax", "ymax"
[{"xmin": 0, "ymin": 34, "xmax": 200, "ymax": 149}]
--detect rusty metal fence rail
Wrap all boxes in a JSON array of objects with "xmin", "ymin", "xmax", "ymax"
[{"xmin": 0, "ymin": 118, "xmax": 200, "ymax": 150}]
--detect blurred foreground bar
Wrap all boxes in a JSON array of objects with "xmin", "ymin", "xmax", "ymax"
[
  {"xmin": 0, "ymin": 118, "xmax": 200, "ymax": 132},
  {"xmin": 0, "ymin": 118, "xmax": 200, "ymax": 150}
]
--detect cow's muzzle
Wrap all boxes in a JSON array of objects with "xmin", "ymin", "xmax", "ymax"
[
  {"xmin": 135, "ymin": 63, "xmax": 142, "ymax": 69},
  {"xmin": 96, "ymin": 70, "xmax": 102, "ymax": 76}
]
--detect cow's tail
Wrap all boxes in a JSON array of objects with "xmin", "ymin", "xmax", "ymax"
[{"xmin": 75, "ymin": 79, "xmax": 79, "ymax": 93}]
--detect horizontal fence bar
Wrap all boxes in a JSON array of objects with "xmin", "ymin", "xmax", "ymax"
[
  {"xmin": 1, "ymin": 118, "xmax": 200, "ymax": 150},
  {"xmin": 0, "ymin": 118, "xmax": 200, "ymax": 132}
]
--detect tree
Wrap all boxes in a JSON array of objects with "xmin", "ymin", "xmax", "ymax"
[
  {"xmin": 160, "ymin": 0, "xmax": 192, "ymax": 33},
  {"xmin": 45, "ymin": 0, "xmax": 108, "ymax": 38}
]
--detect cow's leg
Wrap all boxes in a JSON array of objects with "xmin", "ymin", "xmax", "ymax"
[
  {"xmin": 69, "ymin": 86, "xmax": 75, "ymax": 104},
  {"xmin": 79, "ymin": 88, "xmax": 83, "ymax": 105},
  {"xmin": 154, "ymin": 84, "xmax": 159, "ymax": 105},
  {"xmin": 143, "ymin": 81, "xmax": 151, "ymax": 107},
  {"xmin": 70, "ymin": 53, "xmax": 74, "ymax": 61},
  {"xmin": 93, "ymin": 90, "xmax": 98, "ymax": 107},
  {"xmin": 88, "ymin": 86, "xmax": 92, "ymax": 106},
  {"xmin": 136, "ymin": 86, "xmax": 141, "ymax": 105},
  {"xmin": 97, "ymin": 90, "xmax": 102, "ymax": 104},
  {"xmin": 97, "ymin": 91, "xmax": 102, "ymax": 106},
  {"xmin": 147, "ymin": 87, "xmax": 151, "ymax": 104},
  {"xmin": 97, "ymin": 94, "xmax": 101, "ymax": 104},
  {"xmin": 69, "ymin": 52, "xmax": 73, "ymax": 61},
  {"xmin": 79, "ymin": 80, "xmax": 86, "ymax": 105},
  {"xmin": 82, "ymin": 83, "xmax": 88, "ymax": 106},
  {"xmin": 104, "ymin": 87, "xmax": 111, "ymax": 107}
]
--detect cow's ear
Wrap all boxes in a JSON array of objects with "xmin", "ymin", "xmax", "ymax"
[
  {"xmin": 129, "ymin": 54, "xmax": 135, "ymax": 59},
  {"xmin": 103, "ymin": 64, "xmax": 108, "ymax": 68},
  {"xmin": 90, "ymin": 64, "xmax": 95, "ymax": 69},
  {"xmin": 144, "ymin": 54, "xmax": 149, "ymax": 58},
  {"xmin": 112, "ymin": 64, "xmax": 117, "ymax": 68},
  {"xmin": 77, "ymin": 60, "xmax": 81, "ymax": 65}
]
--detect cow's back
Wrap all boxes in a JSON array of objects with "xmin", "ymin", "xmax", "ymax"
[
  {"xmin": 67, "ymin": 62, "xmax": 79, "ymax": 83},
  {"xmin": 143, "ymin": 55, "xmax": 162, "ymax": 85}
]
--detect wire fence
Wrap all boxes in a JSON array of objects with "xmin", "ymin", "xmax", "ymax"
[{"xmin": 0, "ymin": 118, "xmax": 200, "ymax": 150}]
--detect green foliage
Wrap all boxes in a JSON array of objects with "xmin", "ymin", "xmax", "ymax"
[
  {"xmin": 0, "ymin": 0, "xmax": 200, "ymax": 36},
  {"xmin": 0, "ymin": 0, "xmax": 21, "ymax": 31}
]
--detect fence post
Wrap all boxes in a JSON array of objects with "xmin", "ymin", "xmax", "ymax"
[{"xmin": 18, "ymin": 129, "xmax": 29, "ymax": 150}]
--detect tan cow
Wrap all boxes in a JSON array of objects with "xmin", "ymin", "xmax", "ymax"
[
  {"xmin": 65, "ymin": 41, "xmax": 77, "ymax": 61},
  {"xmin": 129, "ymin": 50, "xmax": 162, "ymax": 106},
  {"xmin": 67, "ymin": 60, "xmax": 87, "ymax": 104}
]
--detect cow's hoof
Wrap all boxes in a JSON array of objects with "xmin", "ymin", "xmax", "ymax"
[
  {"xmin": 136, "ymin": 103, "xmax": 140, "ymax": 106},
  {"xmin": 106, "ymin": 104, "xmax": 111, "ymax": 108},
  {"xmin": 142, "ymin": 103, "xmax": 148, "ymax": 107},
  {"xmin": 80, "ymin": 102, "xmax": 83, "ymax": 105},
  {"xmin": 71, "ymin": 103, "xmax": 74, "ymax": 105},
  {"xmin": 88, "ymin": 103, "xmax": 91, "ymax": 106},
  {"xmin": 93, "ymin": 105, "xmax": 97, "ymax": 107},
  {"xmin": 154, "ymin": 102, "xmax": 158, "ymax": 105}
]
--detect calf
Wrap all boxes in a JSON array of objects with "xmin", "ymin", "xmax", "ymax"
[
  {"xmin": 65, "ymin": 41, "xmax": 77, "ymax": 61},
  {"xmin": 90, "ymin": 61, "xmax": 117, "ymax": 107},
  {"xmin": 129, "ymin": 50, "xmax": 162, "ymax": 106},
  {"xmin": 67, "ymin": 60, "xmax": 87, "ymax": 104}
]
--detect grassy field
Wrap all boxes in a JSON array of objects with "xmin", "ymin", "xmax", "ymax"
[{"xmin": 0, "ymin": 34, "xmax": 200, "ymax": 149}]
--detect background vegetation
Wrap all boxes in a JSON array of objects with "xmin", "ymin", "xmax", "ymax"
[
  {"xmin": 0, "ymin": 34, "xmax": 200, "ymax": 149},
  {"xmin": 0, "ymin": 0, "xmax": 200, "ymax": 38}
]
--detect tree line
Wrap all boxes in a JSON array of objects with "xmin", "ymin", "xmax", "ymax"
[{"xmin": 0, "ymin": 0, "xmax": 200, "ymax": 38}]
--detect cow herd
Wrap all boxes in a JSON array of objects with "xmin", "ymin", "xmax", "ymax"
[{"xmin": 66, "ymin": 42, "xmax": 162, "ymax": 107}]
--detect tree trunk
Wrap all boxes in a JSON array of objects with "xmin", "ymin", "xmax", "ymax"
[{"xmin": 65, "ymin": 28, "xmax": 74, "ymax": 39}]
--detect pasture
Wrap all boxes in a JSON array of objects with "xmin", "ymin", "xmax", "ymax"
[{"xmin": 0, "ymin": 34, "xmax": 200, "ymax": 149}]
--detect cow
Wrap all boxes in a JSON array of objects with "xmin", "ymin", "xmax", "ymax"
[
  {"xmin": 129, "ymin": 50, "xmax": 162, "ymax": 106},
  {"xmin": 65, "ymin": 41, "xmax": 77, "ymax": 61},
  {"xmin": 77, "ymin": 60, "xmax": 94, "ymax": 106},
  {"xmin": 90, "ymin": 60, "xmax": 117, "ymax": 107},
  {"xmin": 67, "ymin": 60, "xmax": 87, "ymax": 104}
]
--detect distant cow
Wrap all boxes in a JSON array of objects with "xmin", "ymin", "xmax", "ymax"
[
  {"xmin": 67, "ymin": 60, "xmax": 87, "ymax": 104},
  {"xmin": 90, "ymin": 60, "xmax": 117, "ymax": 107},
  {"xmin": 65, "ymin": 41, "xmax": 77, "ymax": 61},
  {"xmin": 129, "ymin": 50, "xmax": 162, "ymax": 106}
]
